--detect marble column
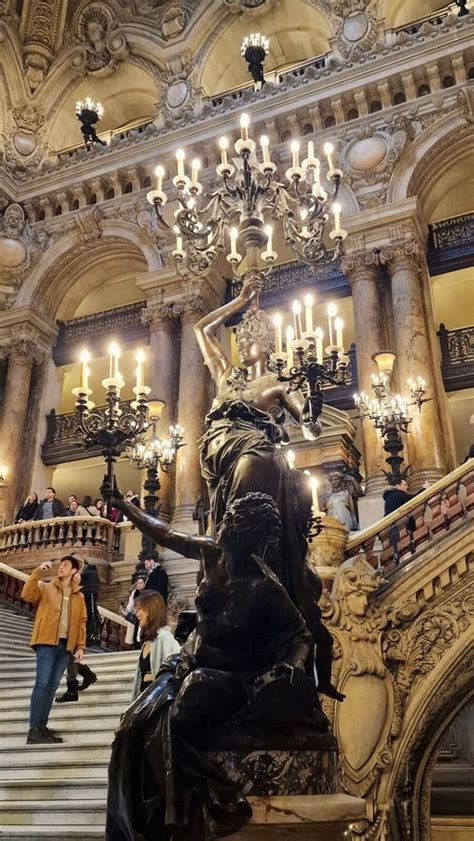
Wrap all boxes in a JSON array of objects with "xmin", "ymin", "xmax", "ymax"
[
  {"xmin": 382, "ymin": 241, "xmax": 448, "ymax": 487},
  {"xmin": 173, "ymin": 300, "xmax": 209, "ymax": 529},
  {"xmin": 0, "ymin": 336, "xmax": 44, "ymax": 525},
  {"xmin": 341, "ymin": 252, "xmax": 386, "ymax": 496},
  {"xmin": 142, "ymin": 304, "xmax": 178, "ymax": 521}
]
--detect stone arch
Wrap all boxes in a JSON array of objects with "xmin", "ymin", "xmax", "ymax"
[
  {"xmin": 381, "ymin": 636, "xmax": 474, "ymax": 841},
  {"xmin": 16, "ymin": 220, "xmax": 161, "ymax": 319},
  {"xmin": 386, "ymin": 113, "xmax": 473, "ymax": 219}
]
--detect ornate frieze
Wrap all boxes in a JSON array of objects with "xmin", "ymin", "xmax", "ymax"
[
  {"xmin": 54, "ymin": 301, "xmax": 148, "ymax": 364},
  {"xmin": 71, "ymin": 1, "xmax": 130, "ymax": 76}
]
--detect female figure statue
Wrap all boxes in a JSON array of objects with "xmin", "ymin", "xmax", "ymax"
[
  {"xmin": 194, "ymin": 277, "xmax": 320, "ymax": 628},
  {"xmin": 106, "ymin": 492, "xmax": 328, "ymax": 841},
  {"xmin": 325, "ymin": 470, "xmax": 358, "ymax": 531}
]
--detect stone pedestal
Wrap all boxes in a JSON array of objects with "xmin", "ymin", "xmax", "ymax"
[
  {"xmin": 307, "ymin": 516, "xmax": 349, "ymax": 586},
  {"xmin": 341, "ymin": 253, "xmax": 386, "ymax": 495},
  {"xmin": 230, "ymin": 794, "xmax": 366, "ymax": 840}
]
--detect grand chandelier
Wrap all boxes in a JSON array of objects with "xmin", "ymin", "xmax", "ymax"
[
  {"xmin": 146, "ymin": 111, "xmax": 346, "ymax": 284},
  {"xmin": 75, "ymin": 97, "xmax": 106, "ymax": 149}
]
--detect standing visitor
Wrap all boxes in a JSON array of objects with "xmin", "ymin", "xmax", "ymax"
[
  {"xmin": 130, "ymin": 591, "xmax": 180, "ymax": 700},
  {"xmin": 21, "ymin": 556, "xmax": 86, "ymax": 744},
  {"xmin": 55, "ymin": 566, "xmax": 98, "ymax": 703},
  {"xmin": 33, "ymin": 487, "xmax": 67, "ymax": 520},
  {"xmin": 15, "ymin": 492, "xmax": 39, "ymax": 523},
  {"xmin": 143, "ymin": 556, "xmax": 169, "ymax": 603}
]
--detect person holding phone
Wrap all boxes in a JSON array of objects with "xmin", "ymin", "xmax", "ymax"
[{"xmin": 21, "ymin": 555, "xmax": 87, "ymax": 744}]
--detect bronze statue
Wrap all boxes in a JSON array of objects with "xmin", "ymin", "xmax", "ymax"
[
  {"xmin": 106, "ymin": 493, "xmax": 329, "ymax": 841},
  {"xmin": 194, "ymin": 276, "xmax": 321, "ymax": 630}
]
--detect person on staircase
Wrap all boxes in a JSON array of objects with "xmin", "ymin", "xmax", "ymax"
[
  {"xmin": 130, "ymin": 590, "xmax": 180, "ymax": 701},
  {"xmin": 21, "ymin": 555, "xmax": 87, "ymax": 744},
  {"xmin": 143, "ymin": 556, "xmax": 169, "ymax": 604},
  {"xmin": 55, "ymin": 565, "xmax": 99, "ymax": 703}
]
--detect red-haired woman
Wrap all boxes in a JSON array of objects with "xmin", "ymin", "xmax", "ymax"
[{"xmin": 131, "ymin": 591, "xmax": 180, "ymax": 700}]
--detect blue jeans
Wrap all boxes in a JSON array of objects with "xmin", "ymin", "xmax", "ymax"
[{"xmin": 29, "ymin": 641, "xmax": 70, "ymax": 729}]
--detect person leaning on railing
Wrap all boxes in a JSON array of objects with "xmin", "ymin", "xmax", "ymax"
[{"xmin": 15, "ymin": 492, "xmax": 39, "ymax": 523}]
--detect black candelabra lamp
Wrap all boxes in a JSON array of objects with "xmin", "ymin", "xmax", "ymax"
[
  {"xmin": 240, "ymin": 33, "xmax": 270, "ymax": 87},
  {"xmin": 72, "ymin": 345, "xmax": 150, "ymax": 509},
  {"xmin": 75, "ymin": 97, "xmax": 106, "ymax": 149},
  {"xmin": 128, "ymin": 399, "xmax": 185, "ymax": 560},
  {"xmin": 354, "ymin": 351, "xmax": 429, "ymax": 484}
]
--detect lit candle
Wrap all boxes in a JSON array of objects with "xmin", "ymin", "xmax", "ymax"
[
  {"xmin": 324, "ymin": 141, "xmax": 335, "ymax": 171},
  {"xmin": 315, "ymin": 327, "xmax": 323, "ymax": 364},
  {"xmin": 332, "ymin": 202, "xmax": 342, "ymax": 234},
  {"xmin": 155, "ymin": 165, "xmax": 165, "ymax": 192},
  {"xmin": 260, "ymin": 135, "xmax": 270, "ymax": 163},
  {"xmin": 219, "ymin": 137, "xmax": 229, "ymax": 165},
  {"xmin": 304, "ymin": 293, "xmax": 314, "ymax": 333},
  {"xmin": 173, "ymin": 225, "xmax": 184, "ymax": 255},
  {"xmin": 230, "ymin": 227, "xmax": 239, "ymax": 259},
  {"xmin": 307, "ymin": 140, "xmax": 314, "ymax": 160},
  {"xmin": 310, "ymin": 476, "xmax": 320, "ymax": 514},
  {"xmin": 327, "ymin": 302, "xmax": 337, "ymax": 346},
  {"xmin": 312, "ymin": 168, "xmax": 322, "ymax": 196},
  {"xmin": 240, "ymin": 113, "xmax": 250, "ymax": 142},
  {"xmin": 287, "ymin": 449, "xmax": 295, "ymax": 469},
  {"xmin": 334, "ymin": 316, "xmax": 344, "ymax": 349},
  {"xmin": 265, "ymin": 224, "xmax": 273, "ymax": 252},
  {"xmin": 176, "ymin": 148, "xmax": 185, "ymax": 178},
  {"xmin": 292, "ymin": 300, "xmax": 303, "ymax": 339},
  {"xmin": 135, "ymin": 350, "xmax": 146, "ymax": 392},
  {"xmin": 108, "ymin": 342, "xmax": 120, "ymax": 380},
  {"xmin": 191, "ymin": 158, "xmax": 201, "ymax": 187},
  {"xmin": 79, "ymin": 350, "xmax": 90, "ymax": 392},
  {"xmin": 290, "ymin": 140, "xmax": 300, "ymax": 168},
  {"xmin": 286, "ymin": 325, "xmax": 295, "ymax": 369},
  {"xmin": 273, "ymin": 313, "xmax": 283, "ymax": 354}
]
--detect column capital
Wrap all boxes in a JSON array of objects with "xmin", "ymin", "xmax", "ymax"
[
  {"xmin": 378, "ymin": 238, "xmax": 420, "ymax": 273},
  {"xmin": 171, "ymin": 291, "xmax": 212, "ymax": 322},
  {"xmin": 340, "ymin": 249, "xmax": 379, "ymax": 283},
  {"xmin": 141, "ymin": 302, "xmax": 176, "ymax": 327},
  {"xmin": 9, "ymin": 327, "xmax": 46, "ymax": 367}
]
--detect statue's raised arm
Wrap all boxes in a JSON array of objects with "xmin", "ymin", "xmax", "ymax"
[{"xmin": 194, "ymin": 277, "xmax": 260, "ymax": 385}]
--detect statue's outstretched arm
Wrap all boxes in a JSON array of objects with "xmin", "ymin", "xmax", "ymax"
[
  {"xmin": 110, "ymin": 499, "xmax": 220, "ymax": 562},
  {"xmin": 194, "ymin": 278, "xmax": 259, "ymax": 383}
]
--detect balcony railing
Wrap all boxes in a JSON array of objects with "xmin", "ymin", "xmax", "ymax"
[
  {"xmin": 428, "ymin": 213, "xmax": 474, "ymax": 275},
  {"xmin": 42, "ymin": 399, "xmax": 134, "ymax": 465},
  {"xmin": 438, "ymin": 323, "xmax": 474, "ymax": 392},
  {"xmin": 54, "ymin": 301, "xmax": 148, "ymax": 366},
  {"xmin": 345, "ymin": 460, "xmax": 474, "ymax": 572},
  {"xmin": 0, "ymin": 516, "xmax": 116, "ymax": 555}
]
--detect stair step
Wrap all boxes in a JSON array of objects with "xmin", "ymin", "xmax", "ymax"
[
  {"xmin": 0, "ymin": 731, "xmax": 115, "ymax": 751},
  {"xmin": 0, "ymin": 824, "xmax": 105, "ymax": 839},
  {"xmin": 0, "ymin": 652, "xmax": 138, "ymax": 675},
  {"xmin": 0, "ymin": 692, "xmax": 132, "ymax": 714},
  {"xmin": 0, "ymin": 701, "xmax": 127, "ymax": 723},
  {"xmin": 0, "ymin": 778, "xmax": 107, "ymax": 802},
  {"xmin": 0, "ymin": 801, "xmax": 106, "ymax": 827},
  {"xmin": 0, "ymin": 713, "xmax": 121, "ymax": 736},
  {"xmin": 0, "ymin": 760, "xmax": 111, "ymax": 781},
  {"xmin": 0, "ymin": 676, "xmax": 135, "ymax": 700}
]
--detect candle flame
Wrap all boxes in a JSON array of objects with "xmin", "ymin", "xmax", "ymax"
[
  {"xmin": 219, "ymin": 136, "xmax": 229, "ymax": 150},
  {"xmin": 80, "ymin": 350, "xmax": 90, "ymax": 364},
  {"xmin": 155, "ymin": 164, "xmax": 165, "ymax": 177},
  {"xmin": 304, "ymin": 293, "xmax": 314, "ymax": 307},
  {"xmin": 292, "ymin": 300, "xmax": 302, "ymax": 315},
  {"xmin": 240, "ymin": 113, "xmax": 250, "ymax": 128}
]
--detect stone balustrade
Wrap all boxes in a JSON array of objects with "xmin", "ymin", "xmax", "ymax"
[
  {"xmin": 0, "ymin": 515, "xmax": 116, "ymax": 555},
  {"xmin": 438, "ymin": 322, "xmax": 474, "ymax": 392},
  {"xmin": 346, "ymin": 460, "xmax": 474, "ymax": 571}
]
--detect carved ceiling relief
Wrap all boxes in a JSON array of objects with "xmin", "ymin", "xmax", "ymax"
[
  {"xmin": 158, "ymin": 51, "xmax": 200, "ymax": 125},
  {"xmin": 330, "ymin": 0, "xmax": 382, "ymax": 62},
  {"xmin": 4, "ymin": 105, "xmax": 47, "ymax": 171},
  {"xmin": 71, "ymin": 1, "xmax": 129, "ymax": 76},
  {"xmin": 21, "ymin": 0, "xmax": 66, "ymax": 92}
]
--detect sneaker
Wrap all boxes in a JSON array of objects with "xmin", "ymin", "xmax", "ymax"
[
  {"xmin": 79, "ymin": 672, "xmax": 97, "ymax": 692},
  {"xmin": 26, "ymin": 727, "xmax": 63, "ymax": 745},
  {"xmin": 55, "ymin": 691, "xmax": 79, "ymax": 703}
]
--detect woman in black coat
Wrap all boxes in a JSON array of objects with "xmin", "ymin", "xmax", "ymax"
[{"xmin": 15, "ymin": 492, "xmax": 39, "ymax": 523}]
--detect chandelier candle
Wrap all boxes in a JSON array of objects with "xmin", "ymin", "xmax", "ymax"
[
  {"xmin": 324, "ymin": 142, "xmax": 335, "ymax": 173},
  {"xmin": 80, "ymin": 350, "xmax": 90, "ymax": 393},
  {"xmin": 292, "ymin": 300, "xmax": 303, "ymax": 340},
  {"xmin": 219, "ymin": 137, "xmax": 229, "ymax": 165},
  {"xmin": 286, "ymin": 449, "xmax": 296, "ymax": 469},
  {"xmin": 315, "ymin": 328, "xmax": 324, "ymax": 364},
  {"xmin": 304, "ymin": 294, "xmax": 314, "ymax": 334},
  {"xmin": 273, "ymin": 313, "xmax": 283, "ymax": 354},
  {"xmin": 310, "ymin": 476, "xmax": 320, "ymax": 515},
  {"xmin": 291, "ymin": 140, "xmax": 300, "ymax": 169},
  {"xmin": 334, "ymin": 317, "xmax": 344, "ymax": 349},
  {"xmin": 240, "ymin": 113, "xmax": 250, "ymax": 142},
  {"xmin": 286, "ymin": 326, "xmax": 295, "ymax": 369},
  {"xmin": 260, "ymin": 135, "xmax": 270, "ymax": 163},
  {"xmin": 327, "ymin": 303, "xmax": 337, "ymax": 347}
]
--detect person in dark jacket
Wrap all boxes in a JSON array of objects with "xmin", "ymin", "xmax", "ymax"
[
  {"xmin": 15, "ymin": 492, "xmax": 39, "ymax": 523},
  {"xmin": 33, "ymin": 487, "xmax": 67, "ymax": 520},
  {"xmin": 383, "ymin": 479, "xmax": 418, "ymax": 516},
  {"xmin": 143, "ymin": 557, "xmax": 169, "ymax": 603},
  {"xmin": 56, "ymin": 564, "xmax": 99, "ymax": 703}
]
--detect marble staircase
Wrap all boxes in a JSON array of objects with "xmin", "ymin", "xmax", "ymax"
[{"xmin": 0, "ymin": 603, "xmax": 138, "ymax": 840}]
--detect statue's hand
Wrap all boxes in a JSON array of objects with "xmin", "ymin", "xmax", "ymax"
[{"xmin": 239, "ymin": 275, "xmax": 263, "ymax": 304}]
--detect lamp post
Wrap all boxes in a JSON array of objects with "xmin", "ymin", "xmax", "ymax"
[
  {"xmin": 241, "ymin": 33, "xmax": 270, "ymax": 88},
  {"xmin": 128, "ymin": 400, "xmax": 185, "ymax": 560},
  {"xmin": 354, "ymin": 351, "xmax": 429, "ymax": 484},
  {"xmin": 75, "ymin": 98, "xmax": 106, "ymax": 149},
  {"xmin": 72, "ymin": 345, "xmax": 150, "ymax": 509}
]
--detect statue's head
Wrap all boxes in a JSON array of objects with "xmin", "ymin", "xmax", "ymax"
[
  {"xmin": 235, "ymin": 307, "xmax": 273, "ymax": 367},
  {"xmin": 328, "ymin": 470, "xmax": 344, "ymax": 491},
  {"xmin": 218, "ymin": 492, "xmax": 281, "ymax": 560}
]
